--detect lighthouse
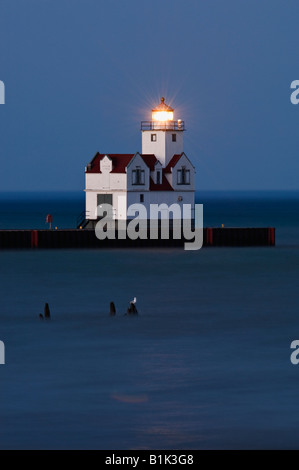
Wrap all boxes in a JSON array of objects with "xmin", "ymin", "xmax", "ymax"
[
  {"xmin": 141, "ymin": 97, "xmax": 184, "ymax": 168},
  {"xmin": 80, "ymin": 97, "xmax": 195, "ymax": 228}
]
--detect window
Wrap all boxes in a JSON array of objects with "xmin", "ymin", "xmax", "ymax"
[
  {"xmin": 172, "ymin": 134, "xmax": 176, "ymax": 142},
  {"xmin": 151, "ymin": 134, "xmax": 157, "ymax": 142},
  {"xmin": 132, "ymin": 168, "xmax": 145, "ymax": 185},
  {"xmin": 177, "ymin": 167, "xmax": 190, "ymax": 185},
  {"xmin": 140, "ymin": 194, "xmax": 144, "ymax": 203},
  {"xmin": 156, "ymin": 171, "xmax": 161, "ymax": 184}
]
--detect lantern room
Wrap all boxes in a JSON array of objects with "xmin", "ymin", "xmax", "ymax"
[
  {"xmin": 141, "ymin": 97, "xmax": 185, "ymax": 132},
  {"xmin": 152, "ymin": 97, "xmax": 174, "ymax": 122}
]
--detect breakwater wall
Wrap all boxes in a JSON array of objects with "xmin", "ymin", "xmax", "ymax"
[{"xmin": 0, "ymin": 227, "xmax": 275, "ymax": 249}]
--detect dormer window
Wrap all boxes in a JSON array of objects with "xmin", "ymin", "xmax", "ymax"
[
  {"xmin": 177, "ymin": 167, "xmax": 190, "ymax": 185},
  {"xmin": 132, "ymin": 167, "xmax": 145, "ymax": 185},
  {"xmin": 156, "ymin": 171, "xmax": 161, "ymax": 184}
]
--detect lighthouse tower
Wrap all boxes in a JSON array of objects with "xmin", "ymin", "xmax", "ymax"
[{"xmin": 141, "ymin": 97, "xmax": 185, "ymax": 168}]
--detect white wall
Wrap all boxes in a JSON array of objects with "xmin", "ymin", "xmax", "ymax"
[
  {"xmin": 142, "ymin": 130, "xmax": 183, "ymax": 167},
  {"xmin": 126, "ymin": 190, "xmax": 194, "ymax": 220},
  {"xmin": 85, "ymin": 190, "xmax": 97, "ymax": 220},
  {"xmin": 85, "ymin": 191, "xmax": 127, "ymax": 220},
  {"xmin": 165, "ymin": 153, "xmax": 195, "ymax": 191},
  {"xmin": 115, "ymin": 194, "xmax": 127, "ymax": 220},
  {"xmin": 150, "ymin": 161, "xmax": 162, "ymax": 184},
  {"xmin": 165, "ymin": 132, "xmax": 183, "ymax": 167},
  {"xmin": 85, "ymin": 172, "xmax": 127, "ymax": 191},
  {"xmin": 100, "ymin": 155, "xmax": 112, "ymax": 189},
  {"xmin": 126, "ymin": 153, "xmax": 150, "ymax": 191}
]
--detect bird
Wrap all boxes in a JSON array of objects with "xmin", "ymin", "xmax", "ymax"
[{"xmin": 127, "ymin": 297, "xmax": 138, "ymax": 315}]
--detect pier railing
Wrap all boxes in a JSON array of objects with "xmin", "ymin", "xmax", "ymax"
[{"xmin": 141, "ymin": 121, "xmax": 185, "ymax": 131}]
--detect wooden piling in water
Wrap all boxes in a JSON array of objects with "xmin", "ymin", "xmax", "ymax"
[
  {"xmin": 44, "ymin": 303, "xmax": 51, "ymax": 319},
  {"xmin": 109, "ymin": 302, "xmax": 116, "ymax": 316}
]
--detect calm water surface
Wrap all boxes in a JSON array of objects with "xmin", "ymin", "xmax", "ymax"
[{"xmin": 0, "ymin": 192, "xmax": 298, "ymax": 449}]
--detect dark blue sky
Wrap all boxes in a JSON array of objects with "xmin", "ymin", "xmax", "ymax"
[{"xmin": 0, "ymin": 0, "xmax": 299, "ymax": 192}]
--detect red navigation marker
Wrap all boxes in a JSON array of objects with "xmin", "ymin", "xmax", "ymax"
[{"xmin": 46, "ymin": 214, "xmax": 53, "ymax": 229}]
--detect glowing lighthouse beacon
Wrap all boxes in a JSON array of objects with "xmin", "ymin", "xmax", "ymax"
[
  {"xmin": 141, "ymin": 97, "xmax": 184, "ymax": 168},
  {"xmin": 81, "ymin": 97, "xmax": 195, "ymax": 228}
]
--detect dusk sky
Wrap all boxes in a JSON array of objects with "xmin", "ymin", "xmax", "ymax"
[{"xmin": 0, "ymin": 0, "xmax": 299, "ymax": 192}]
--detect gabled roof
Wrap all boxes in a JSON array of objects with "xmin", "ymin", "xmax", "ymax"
[
  {"xmin": 150, "ymin": 173, "xmax": 173, "ymax": 191},
  {"xmin": 86, "ymin": 153, "xmax": 134, "ymax": 174},
  {"xmin": 85, "ymin": 153, "xmax": 158, "ymax": 174},
  {"xmin": 110, "ymin": 155, "xmax": 136, "ymax": 173},
  {"xmin": 141, "ymin": 154, "xmax": 158, "ymax": 171},
  {"xmin": 164, "ymin": 154, "xmax": 183, "ymax": 173}
]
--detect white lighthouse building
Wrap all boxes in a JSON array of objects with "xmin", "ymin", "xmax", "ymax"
[{"xmin": 80, "ymin": 98, "xmax": 195, "ymax": 228}]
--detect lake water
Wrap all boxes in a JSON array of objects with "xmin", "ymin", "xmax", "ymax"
[{"xmin": 0, "ymin": 191, "xmax": 298, "ymax": 449}]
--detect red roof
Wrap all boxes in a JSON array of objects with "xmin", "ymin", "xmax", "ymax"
[
  {"xmin": 85, "ymin": 152, "xmax": 175, "ymax": 192},
  {"xmin": 164, "ymin": 154, "xmax": 182, "ymax": 173},
  {"xmin": 86, "ymin": 153, "xmax": 135, "ymax": 174},
  {"xmin": 140, "ymin": 154, "xmax": 158, "ymax": 171},
  {"xmin": 110, "ymin": 155, "xmax": 135, "ymax": 173},
  {"xmin": 86, "ymin": 153, "xmax": 159, "ymax": 174},
  {"xmin": 150, "ymin": 174, "xmax": 173, "ymax": 191}
]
